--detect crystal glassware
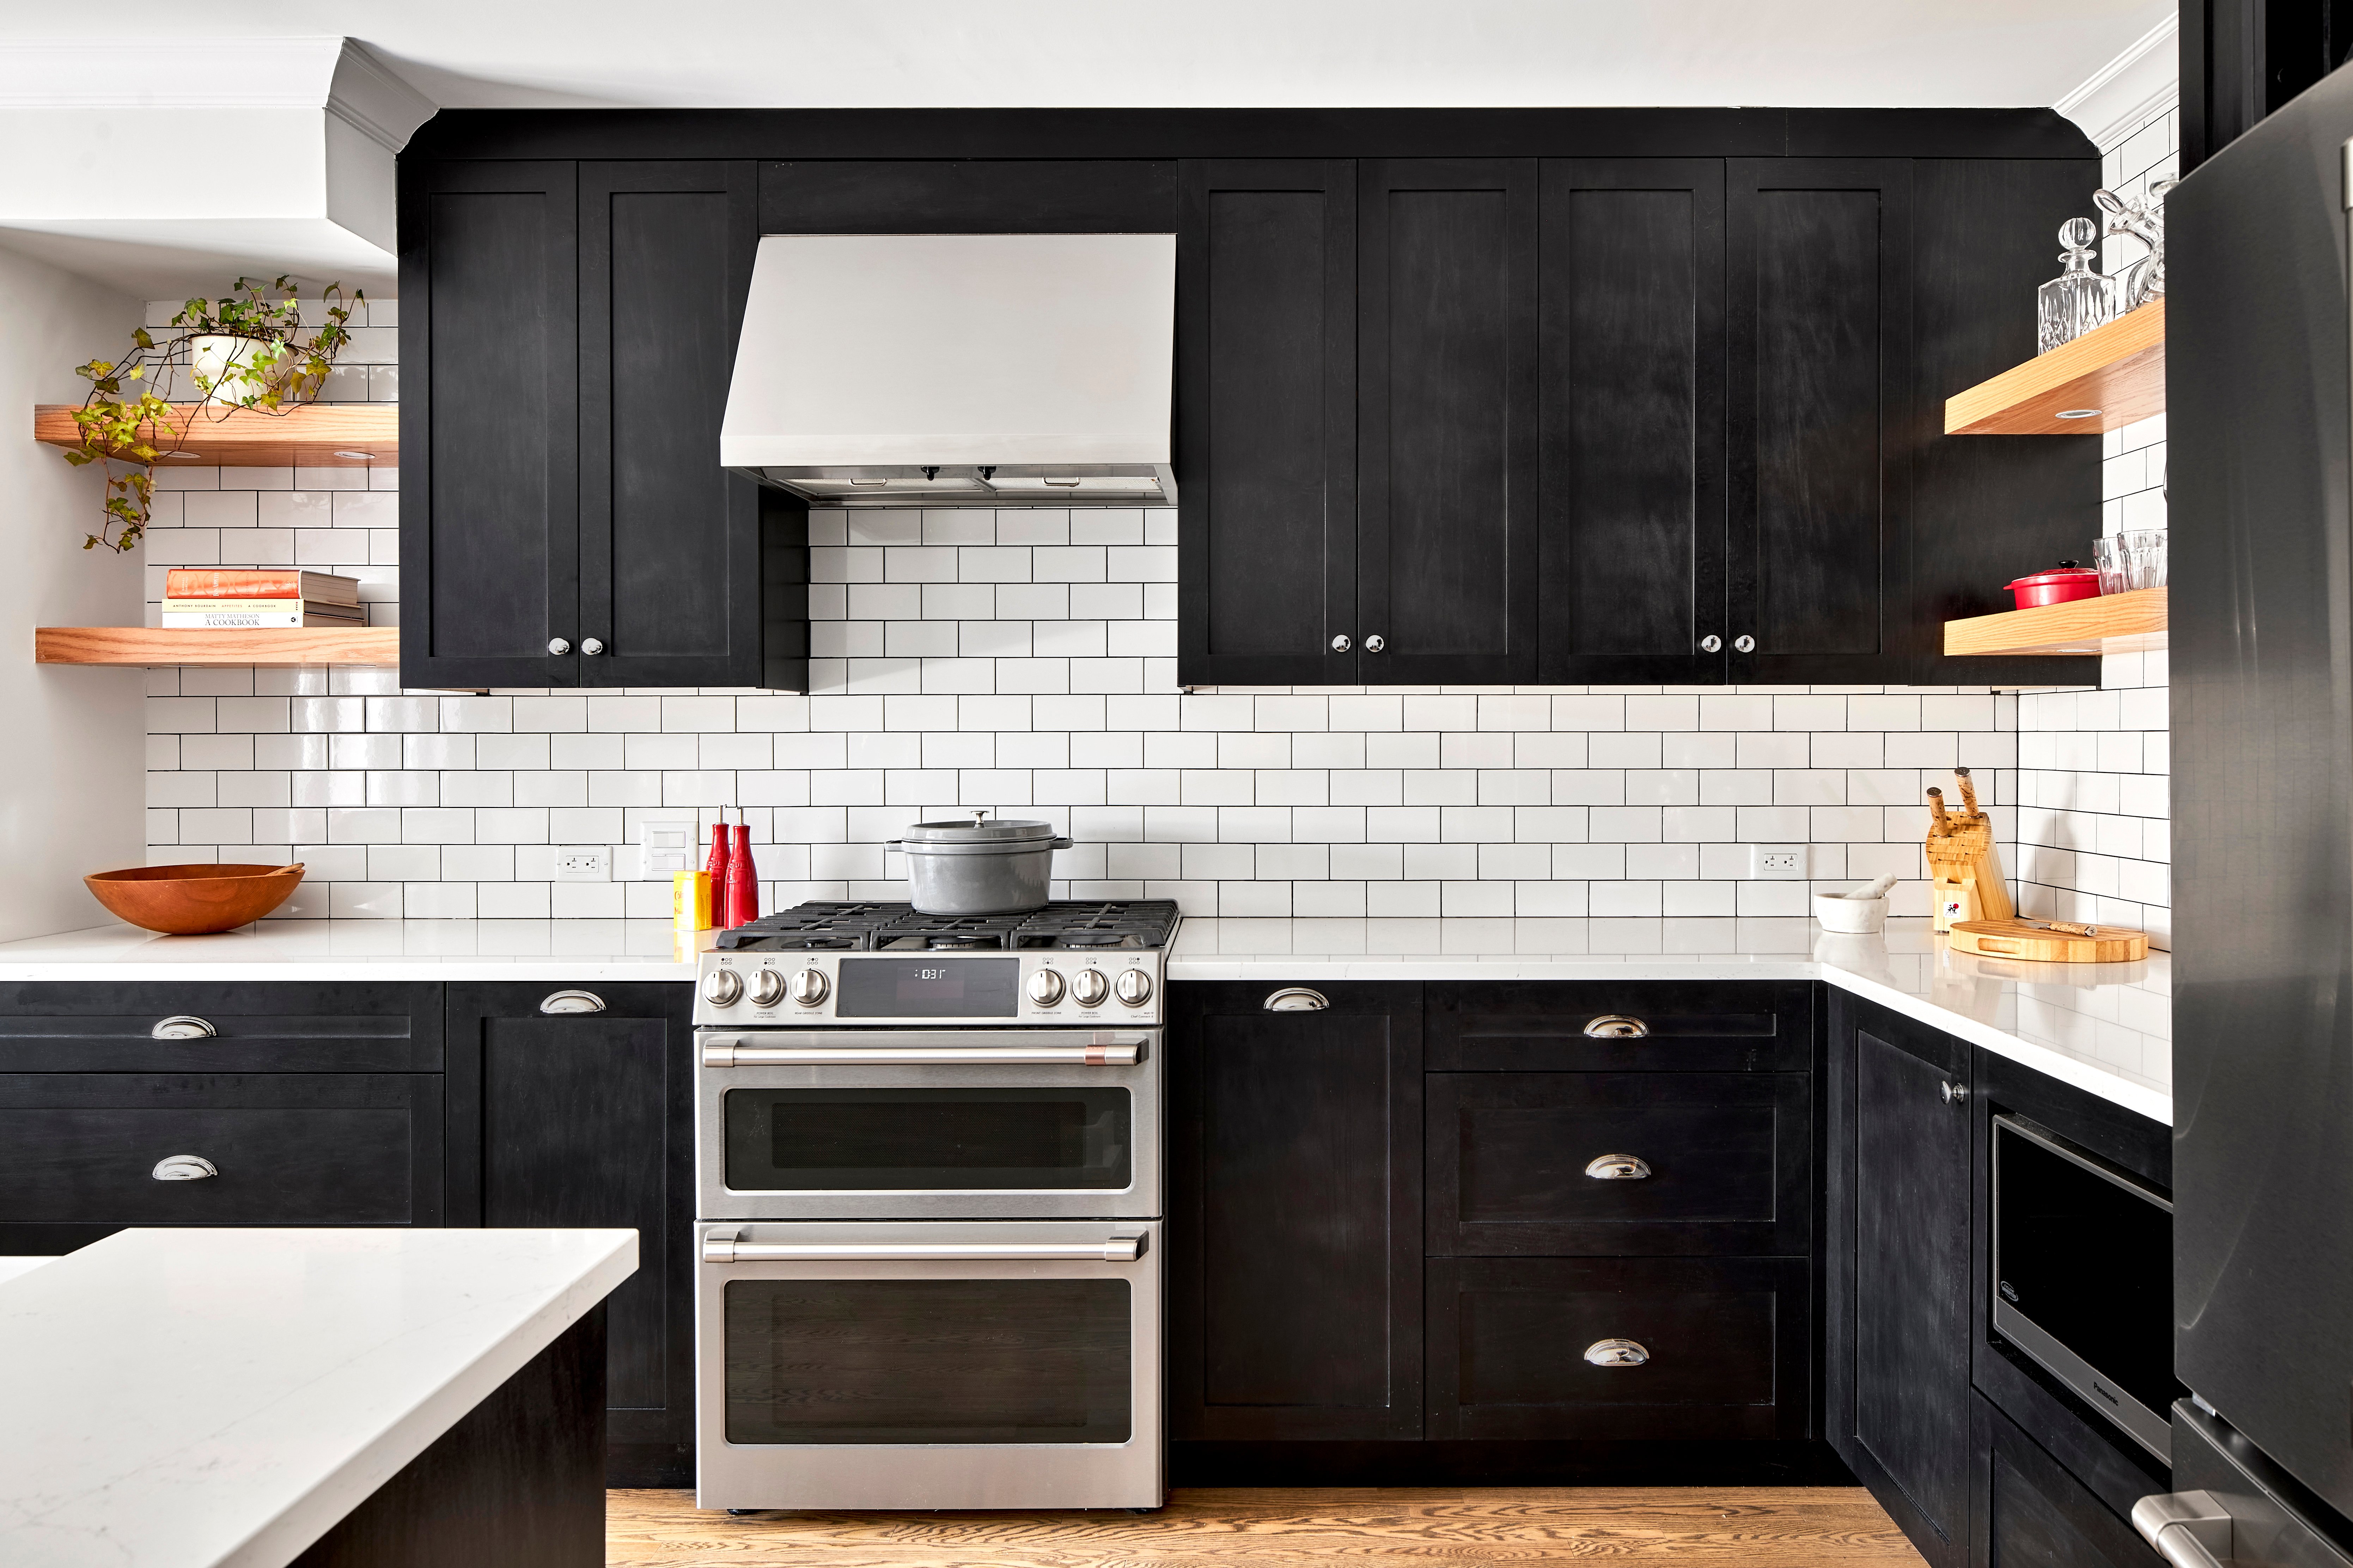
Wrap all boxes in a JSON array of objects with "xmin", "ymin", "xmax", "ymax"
[
  {"xmin": 2092, "ymin": 535, "xmax": 2129, "ymax": 595},
  {"xmin": 2121, "ymin": 528, "xmax": 2167, "ymax": 590},
  {"xmin": 2038, "ymin": 217, "xmax": 2121, "ymax": 354}
]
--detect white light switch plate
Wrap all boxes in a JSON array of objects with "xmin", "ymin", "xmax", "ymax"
[
  {"xmin": 1748, "ymin": 844, "xmax": 1808, "ymax": 880},
  {"xmin": 555, "ymin": 846, "xmax": 610, "ymax": 883},
  {"xmin": 638, "ymin": 816, "xmax": 700, "ymax": 879}
]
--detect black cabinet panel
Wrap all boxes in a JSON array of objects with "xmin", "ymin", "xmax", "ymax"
[
  {"xmin": 760, "ymin": 159, "xmax": 1177, "ymax": 232},
  {"xmin": 0, "ymin": 981, "xmax": 443, "ymax": 1073},
  {"xmin": 1177, "ymin": 159, "xmax": 1358, "ymax": 686},
  {"xmin": 1537, "ymin": 158, "xmax": 1727, "ymax": 683},
  {"xmin": 1428, "ymin": 980, "xmax": 1812, "ymax": 1073},
  {"xmin": 579, "ymin": 160, "xmax": 769, "ymax": 686},
  {"xmin": 1971, "ymin": 1395, "xmax": 2164, "ymax": 1568},
  {"xmin": 1169, "ymin": 981, "xmax": 1422, "ymax": 1440},
  {"xmin": 1358, "ymin": 159, "xmax": 1538, "ymax": 684},
  {"xmin": 1428, "ymin": 1256, "xmax": 1809, "ymax": 1441},
  {"xmin": 1428, "ymin": 1072, "xmax": 1811, "ymax": 1257},
  {"xmin": 400, "ymin": 161, "xmax": 580, "ymax": 688},
  {"xmin": 0, "ymin": 1073, "xmax": 441, "ymax": 1227},
  {"xmin": 446, "ymin": 982, "xmax": 694, "ymax": 1483},
  {"xmin": 1727, "ymin": 160, "xmax": 1913, "ymax": 684},
  {"xmin": 1828, "ymin": 993, "xmax": 1974, "ymax": 1568}
]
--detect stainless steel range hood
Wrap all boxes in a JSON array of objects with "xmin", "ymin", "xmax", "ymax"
[{"xmin": 720, "ymin": 233, "xmax": 1175, "ymax": 508}]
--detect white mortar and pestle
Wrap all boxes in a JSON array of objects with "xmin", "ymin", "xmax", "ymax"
[{"xmin": 1813, "ymin": 875, "xmax": 1896, "ymax": 934}]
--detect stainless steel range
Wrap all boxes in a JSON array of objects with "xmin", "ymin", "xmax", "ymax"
[{"xmin": 692, "ymin": 900, "xmax": 1177, "ymax": 1512}]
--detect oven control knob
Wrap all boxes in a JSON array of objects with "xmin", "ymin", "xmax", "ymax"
[
  {"xmin": 1114, "ymin": 969, "xmax": 1153, "ymax": 1007},
  {"xmin": 788, "ymin": 968, "xmax": 830, "ymax": 1007},
  {"xmin": 749, "ymin": 968, "xmax": 788, "ymax": 1007},
  {"xmin": 701, "ymin": 969, "xmax": 743, "ymax": 1007},
  {"xmin": 1071, "ymin": 968, "xmax": 1110, "ymax": 1007},
  {"xmin": 1027, "ymin": 968, "xmax": 1066, "ymax": 1006}
]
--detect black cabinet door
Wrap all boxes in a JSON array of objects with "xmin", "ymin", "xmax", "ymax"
[
  {"xmin": 1537, "ymin": 158, "xmax": 1728, "ymax": 684},
  {"xmin": 1357, "ymin": 158, "xmax": 1539, "ymax": 684},
  {"xmin": 1168, "ymin": 981, "xmax": 1423, "ymax": 1441},
  {"xmin": 399, "ymin": 160, "xmax": 580, "ymax": 690},
  {"xmin": 1176, "ymin": 159, "xmax": 1359, "ymax": 687},
  {"xmin": 1726, "ymin": 159, "xmax": 1914, "ymax": 685},
  {"xmin": 1828, "ymin": 992, "xmax": 1975, "ymax": 1568},
  {"xmin": 578, "ymin": 160, "xmax": 769, "ymax": 687},
  {"xmin": 1971, "ymin": 1395, "xmax": 2164, "ymax": 1568},
  {"xmin": 445, "ymin": 982, "xmax": 693, "ymax": 1485}
]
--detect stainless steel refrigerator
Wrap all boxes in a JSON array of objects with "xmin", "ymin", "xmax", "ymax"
[{"xmin": 2161, "ymin": 51, "xmax": 2353, "ymax": 1568}]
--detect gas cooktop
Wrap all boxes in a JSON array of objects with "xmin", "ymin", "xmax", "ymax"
[{"xmin": 717, "ymin": 900, "xmax": 1182, "ymax": 953}]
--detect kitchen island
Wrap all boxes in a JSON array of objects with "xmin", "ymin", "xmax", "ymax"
[{"xmin": 0, "ymin": 1226, "xmax": 634, "ymax": 1568}]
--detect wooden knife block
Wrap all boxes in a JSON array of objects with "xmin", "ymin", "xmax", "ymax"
[{"xmin": 1926, "ymin": 816, "xmax": 2012, "ymax": 933}]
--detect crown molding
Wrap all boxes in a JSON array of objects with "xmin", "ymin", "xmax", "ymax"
[
  {"xmin": 0, "ymin": 35, "xmax": 434, "ymax": 149},
  {"xmin": 2054, "ymin": 12, "xmax": 2179, "ymax": 153},
  {"xmin": 327, "ymin": 39, "xmax": 439, "ymax": 152}
]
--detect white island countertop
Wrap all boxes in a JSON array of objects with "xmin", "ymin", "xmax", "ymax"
[
  {"xmin": 0, "ymin": 915, "xmax": 2170, "ymax": 1122},
  {"xmin": 0, "ymin": 1226, "xmax": 635, "ymax": 1568}
]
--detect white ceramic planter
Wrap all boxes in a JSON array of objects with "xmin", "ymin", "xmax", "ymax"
[{"xmin": 188, "ymin": 333, "xmax": 321, "ymax": 405}]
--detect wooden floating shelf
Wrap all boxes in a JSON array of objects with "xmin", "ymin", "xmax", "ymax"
[
  {"xmin": 1944, "ymin": 588, "xmax": 2167, "ymax": 657},
  {"xmin": 35, "ymin": 626, "xmax": 399, "ymax": 667},
  {"xmin": 1944, "ymin": 299, "xmax": 2165, "ymax": 436},
  {"xmin": 32, "ymin": 402, "xmax": 397, "ymax": 467}
]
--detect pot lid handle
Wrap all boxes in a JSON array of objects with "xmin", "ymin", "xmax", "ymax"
[{"xmin": 972, "ymin": 809, "xmax": 992, "ymax": 826}]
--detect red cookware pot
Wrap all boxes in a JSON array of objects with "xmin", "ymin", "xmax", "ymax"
[{"xmin": 2006, "ymin": 562, "xmax": 2102, "ymax": 610}]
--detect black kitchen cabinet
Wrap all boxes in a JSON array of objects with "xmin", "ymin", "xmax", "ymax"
[
  {"xmin": 399, "ymin": 160, "xmax": 807, "ymax": 691},
  {"xmin": 1827, "ymin": 992, "xmax": 1979, "ymax": 1568},
  {"xmin": 444, "ymin": 982, "xmax": 695, "ymax": 1487},
  {"xmin": 1168, "ymin": 981, "xmax": 1424, "ymax": 1441},
  {"xmin": 1971, "ymin": 1395, "xmax": 2164, "ymax": 1568},
  {"xmin": 1175, "ymin": 159, "xmax": 1359, "ymax": 686},
  {"xmin": 1536, "ymin": 158, "xmax": 1727, "ymax": 684},
  {"xmin": 1427, "ymin": 979, "xmax": 1814, "ymax": 1073}
]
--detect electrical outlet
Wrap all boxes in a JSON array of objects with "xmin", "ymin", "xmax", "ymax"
[
  {"xmin": 1748, "ymin": 844, "xmax": 1808, "ymax": 880},
  {"xmin": 638, "ymin": 816, "xmax": 700, "ymax": 878},
  {"xmin": 555, "ymin": 846, "xmax": 610, "ymax": 883}
]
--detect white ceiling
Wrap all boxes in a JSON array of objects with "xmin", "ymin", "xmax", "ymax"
[{"xmin": 2, "ymin": 1, "xmax": 2174, "ymax": 112}]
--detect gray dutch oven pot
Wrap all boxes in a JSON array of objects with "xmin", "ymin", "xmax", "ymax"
[{"xmin": 890, "ymin": 812, "xmax": 1073, "ymax": 914}]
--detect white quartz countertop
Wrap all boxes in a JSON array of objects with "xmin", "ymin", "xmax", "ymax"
[
  {"xmin": 0, "ymin": 915, "xmax": 2170, "ymax": 1122},
  {"xmin": 0, "ymin": 1226, "xmax": 636, "ymax": 1568}
]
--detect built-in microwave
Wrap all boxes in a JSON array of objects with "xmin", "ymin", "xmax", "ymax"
[{"xmin": 1991, "ymin": 1113, "xmax": 2184, "ymax": 1462}]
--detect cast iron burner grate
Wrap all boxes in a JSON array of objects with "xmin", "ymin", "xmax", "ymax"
[
  {"xmin": 1013, "ymin": 900, "xmax": 1181, "ymax": 950},
  {"xmin": 714, "ymin": 901, "xmax": 908, "ymax": 951},
  {"xmin": 720, "ymin": 899, "xmax": 1181, "ymax": 953}
]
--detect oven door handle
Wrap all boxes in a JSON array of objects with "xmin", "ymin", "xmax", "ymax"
[
  {"xmin": 700, "ymin": 1042, "xmax": 1143, "ymax": 1067},
  {"xmin": 703, "ymin": 1236, "xmax": 1145, "ymax": 1264}
]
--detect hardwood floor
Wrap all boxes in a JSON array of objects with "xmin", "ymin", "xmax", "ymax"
[{"xmin": 606, "ymin": 1487, "xmax": 1926, "ymax": 1565}]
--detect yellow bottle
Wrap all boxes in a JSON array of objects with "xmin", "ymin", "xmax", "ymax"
[{"xmin": 673, "ymin": 869, "xmax": 714, "ymax": 932}]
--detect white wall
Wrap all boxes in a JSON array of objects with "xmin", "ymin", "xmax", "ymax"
[{"xmin": 0, "ymin": 244, "xmax": 147, "ymax": 941}]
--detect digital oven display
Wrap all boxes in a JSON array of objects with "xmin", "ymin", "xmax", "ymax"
[{"xmin": 835, "ymin": 957, "xmax": 1021, "ymax": 1018}]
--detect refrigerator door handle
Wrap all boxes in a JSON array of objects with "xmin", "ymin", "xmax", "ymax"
[{"xmin": 2132, "ymin": 1490, "xmax": 2233, "ymax": 1568}]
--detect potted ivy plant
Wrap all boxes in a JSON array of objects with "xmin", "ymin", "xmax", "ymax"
[{"xmin": 63, "ymin": 276, "xmax": 361, "ymax": 553}]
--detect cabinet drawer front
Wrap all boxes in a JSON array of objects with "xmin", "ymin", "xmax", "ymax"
[
  {"xmin": 0, "ymin": 982, "xmax": 442, "ymax": 1072},
  {"xmin": 1429, "ymin": 1073, "xmax": 1811, "ymax": 1255},
  {"xmin": 1428, "ymin": 981, "xmax": 1811, "ymax": 1071},
  {"xmin": 1428, "ymin": 1256, "xmax": 1808, "ymax": 1441},
  {"xmin": 0, "ymin": 1074, "xmax": 441, "ymax": 1226}
]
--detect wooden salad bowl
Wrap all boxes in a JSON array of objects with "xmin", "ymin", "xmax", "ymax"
[{"xmin": 84, "ymin": 863, "xmax": 304, "ymax": 935}]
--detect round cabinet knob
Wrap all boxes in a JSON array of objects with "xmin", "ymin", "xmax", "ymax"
[
  {"xmin": 581, "ymin": 637, "xmax": 605, "ymax": 656},
  {"xmin": 1330, "ymin": 634, "xmax": 1352, "ymax": 653},
  {"xmin": 702, "ymin": 969, "xmax": 743, "ymax": 1007},
  {"xmin": 1071, "ymin": 968, "xmax": 1110, "ymax": 1007},
  {"xmin": 1584, "ymin": 1337, "xmax": 1650, "ymax": 1367},
  {"xmin": 1114, "ymin": 969, "xmax": 1153, "ymax": 1007},
  {"xmin": 1941, "ymin": 1079, "xmax": 1969, "ymax": 1104},
  {"xmin": 1584, "ymin": 1154, "xmax": 1653, "ymax": 1181},
  {"xmin": 749, "ymin": 968, "xmax": 787, "ymax": 1007},
  {"xmin": 788, "ymin": 968, "xmax": 829, "ymax": 1006},
  {"xmin": 1028, "ymin": 968, "xmax": 1067, "ymax": 1006},
  {"xmin": 1732, "ymin": 634, "xmax": 1756, "ymax": 653},
  {"xmin": 548, "ymin": 637, "xmax": 571, "ymax": 656},
  {"xmin": 1364, "ymin": 634, "xmax": 1386, "ymax": 654},
  {"xmin": 1699, "ymin": 634, "xmax": 1723, "ymax": 653}
]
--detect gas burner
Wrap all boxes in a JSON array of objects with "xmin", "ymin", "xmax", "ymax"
[
  {"xmin": 1013, "ymin": 901, "xmax": 1182, "ymax": 950},
  {"xmin": 923, "ymin": 933, "xmax": 1002, "ymax": 950},
  {"xmin": 719, "ymin": 899, "xmax": 1183, "ymax": 954},
  {"xmin": 716, "ymin": 901, "xmax": 909, "ymax": 952},
  {"xmin": 1055, "ymin": 931, "xmax": 1133, "ymax": 948}
]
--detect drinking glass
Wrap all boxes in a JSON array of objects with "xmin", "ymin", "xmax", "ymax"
[
  {"xmin": 2092, "ymin": 536, "xmax": 2128, "ymax": 594},
  {"xmin": 2122, "ymin": 529, "xmax": 2167, "ymax": 589}
]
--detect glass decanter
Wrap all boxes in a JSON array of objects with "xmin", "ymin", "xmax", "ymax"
[{"xmin": 2037, "ymin": 217, "xmax": 2119, "ymax": 354}]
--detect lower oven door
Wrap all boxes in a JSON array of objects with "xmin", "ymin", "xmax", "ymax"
[
  {"xmin": 695, "ymin": 1219, "xmax": 1163, "ymax": 1510},
  {"xmin": 697, "ymin": 1029, "xmax": 1160, "ymax": 1219}
]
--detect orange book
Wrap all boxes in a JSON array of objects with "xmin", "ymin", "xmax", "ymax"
[{"xmin": 163, "ymin": 569, "xmax": 360, "ymax": 606}]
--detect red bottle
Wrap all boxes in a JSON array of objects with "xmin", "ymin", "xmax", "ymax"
[
  {"xmin": 725, "ymin": 819, "xmax": 759, "ymax": 929},
  {"xmin": 705, "ymin": 817, "xmax": 732, "ymax": 924}
]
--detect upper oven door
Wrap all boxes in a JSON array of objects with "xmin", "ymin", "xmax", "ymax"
[{"xmin": 697, "ymin": 1029, "xmax": 1161, "ymax": 1219}]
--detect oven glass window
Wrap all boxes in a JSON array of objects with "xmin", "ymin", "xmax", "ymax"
[
  {"xmin": 724, "ymin": 1278, "xmax": 1132, "ymax": 1443},
  {"xmin": 725, "ymin": 1088, "xmax": 1132, "ymax": 1190}
]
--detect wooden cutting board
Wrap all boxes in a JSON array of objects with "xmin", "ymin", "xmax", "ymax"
[{"xmin": 1946, "ymin": 918, "xmax": 2149, "ymax": 963}]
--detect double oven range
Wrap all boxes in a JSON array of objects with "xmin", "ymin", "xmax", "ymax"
[{"xmin": 692, "ymin": 899, "xmax": 1175, "ymax": 1511}]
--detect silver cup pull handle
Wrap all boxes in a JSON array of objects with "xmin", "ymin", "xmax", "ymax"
[
  {"xmin": 152, "ymin": 1154, "xmax": 218, "ymax": 1181},
  {"xmin": 540, "ymin": 990, "xmax": 607, "ymax": 1015},
  {"xmin": 1264, "ymin": 987, "xmax": 1329, "ymax": 1012},
  {"xmin": 151, "ymin": 1015, "xmax": 217, "ymax": 1039},
  {"xmin": 1585, "ymin": 1154, "xmax": 1653, "ymax": 1181},
  {"xmin": 1583, "ymin": 1014, "xmax": 1650, "ymax": 1039},
  {"xmin": 1584, "ymin": 1337, "xmax": 1650, "ymax": 1367}
]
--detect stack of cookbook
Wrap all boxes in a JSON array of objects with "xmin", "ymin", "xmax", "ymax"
[{"xmin": 162, "ymin": 570, "xmax": 364, "ymax": 628}]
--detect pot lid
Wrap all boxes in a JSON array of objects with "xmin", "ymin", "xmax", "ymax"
[
  {"xmin": 901, "ymin": 810, "xmax": 1060, "ymax": 845},
  {"xmin": 2007, "ymin": 561, "xmax": 2098, "ymax": 589}
]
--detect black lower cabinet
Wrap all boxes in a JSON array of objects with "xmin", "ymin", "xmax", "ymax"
[
  {"xmin": 1167, "ymin": 981, "xmax": 1425, "ymax": 1443},
  {"xmin": 444, "ymin": 982, "xmax": 695, "ymax": 1487},
  {"xmin": 1972, "ymin": 1395, "xmax": 2163, "ymax": 1568},
  {"xmin": 1827, "ymin": 992, "xmax": 1976, "ymax": 1568}
]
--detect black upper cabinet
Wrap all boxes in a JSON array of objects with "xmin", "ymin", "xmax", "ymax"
[
  {"xmin": 1726, "ymin": 159, "xmax": 1914, "ymax": 686},
  {"xmin": 1357, "ymin": 159, "xmax": 1540, "ymax": 685},
  {"xmin": 1176, "ymin": 159, "xmax": 1359, "ymax": 686},
  {"xmin": 400, "ymin": 159, "xmax": 806, "ymax": 691},
  {"xmin": 1536, "ymin": 159, "xmax": 1727, "ymax": 684},
  {"xmin": 760, "ymin": 159, "xmax": 1178, "ymax": 233}
]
